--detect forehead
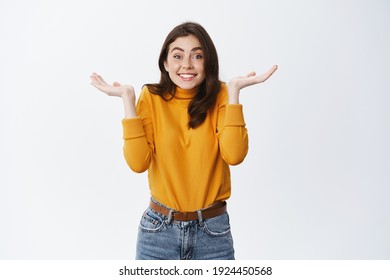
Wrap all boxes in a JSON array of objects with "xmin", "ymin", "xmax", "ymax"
[{"xmin": 168, "ymin": 35, "xmax": 202, "ymax": 51}]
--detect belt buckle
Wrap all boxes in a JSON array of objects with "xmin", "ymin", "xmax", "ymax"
[{"xmin": 171, "ymin": 209, "xmax": 179, "ymax": 221}]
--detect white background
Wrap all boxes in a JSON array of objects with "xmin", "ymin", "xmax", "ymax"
[{"xmin": 1, "ymin": 0, "xmax": 389, "ymax": 259}]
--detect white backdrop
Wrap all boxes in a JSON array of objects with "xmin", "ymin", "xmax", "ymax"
[{"xmin": 1, "ymin": 0, "xmax": 389, "ymax": 259}]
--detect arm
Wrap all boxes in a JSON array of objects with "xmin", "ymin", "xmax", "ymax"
[
  {"xmin": 217, "ymin": 100, "xmax": 249, "ymax": 165},
  {"xmin": 90, "ymin": 73, "xmax": 152, "ymax": 172},
  {"xmin": 218, "ymin": 65, "xmax": 278, "ymax": 165},
  {"xmin": 122, "ymin": 88, "xmax": 154, "ymax": 173},
  {"xmin": 122, "ymin": 116, "xmax": 153, "ymax": 173}
]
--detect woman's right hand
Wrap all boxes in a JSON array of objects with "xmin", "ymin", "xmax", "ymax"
[
  {"xmin": 90, "ymin": 72, "xmax": 135, "ymax": 101},
  {"xmin": 90, "ymin": 73, "xmax": 137, "ymax": 118}
]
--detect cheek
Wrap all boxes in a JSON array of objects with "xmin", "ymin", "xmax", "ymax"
[
  {"xmin": 167, "ymin": 71, "xmax": 177, "ymax": 83},
  {"xmin": 196, "ymin": 63, "xmax": 205, "ymax": 77},
  {"xmin": 166, "ymin": 60, "xmax": 180, "ymax": 73},
  {"xmin": 164, "ymin": 59, "xmax": 169, "ymax": 72},
  {"xmin": 196, "ymin": 61, "xmax": 205, "ymax": 71}
]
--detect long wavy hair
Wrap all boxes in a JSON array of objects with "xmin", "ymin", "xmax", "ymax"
[{"xmin": 145, "ymin": 22, "xmax": 221, "ymax": 129}]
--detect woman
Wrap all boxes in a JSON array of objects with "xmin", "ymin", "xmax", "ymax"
[{"xmin": 90, "ymin": 22, "xmax": 277, "ymax": 260}]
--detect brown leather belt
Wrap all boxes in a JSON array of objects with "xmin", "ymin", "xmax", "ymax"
[{"xmin": 149, "ymin": 200, "xmax": 227, "ymax": 221}]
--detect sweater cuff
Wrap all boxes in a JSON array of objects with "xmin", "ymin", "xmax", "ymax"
[
  {"xmin": 224, "ymin": 104, "xmax": 246, "ymax": 126},
  {"xmin": 122, "ymin": 117, "xmax": 145, "ymax": 139}
]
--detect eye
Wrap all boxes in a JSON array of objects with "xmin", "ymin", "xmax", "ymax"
[
  {"xmin": 173, "ymin": 54, "xmax": 182, "ymax": 60},
  {"xmin": 193, "ymin": 53, "xmax": 203, "ymax": 60}
]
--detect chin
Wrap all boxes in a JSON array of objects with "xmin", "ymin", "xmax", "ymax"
[
  {"xmin": 174, "ymin": 81, "xmax": 199, "ymax": 90},
  {"xmin": 179, "ymin": 84, "xmax": 197, "ymax": 90}
]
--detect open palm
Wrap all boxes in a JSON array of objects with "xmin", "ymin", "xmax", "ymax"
[
  {"xmin": 90, "ymin": 72, "xmax": 135, "ymax": 99},
  {"xmin": 229, "ymin": 65, "xmax": 278, "ymax": 91}
]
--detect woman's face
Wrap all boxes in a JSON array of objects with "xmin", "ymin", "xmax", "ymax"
[{"xmin": 164, "ymin": 35, "xmax": 205, "ymax": 90}]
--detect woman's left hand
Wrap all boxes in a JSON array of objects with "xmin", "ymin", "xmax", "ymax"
[{"xmin": 228, "ymin": 65, "xmax": 278, "ymax": 104}]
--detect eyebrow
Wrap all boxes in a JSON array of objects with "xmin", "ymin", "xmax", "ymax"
[{"xmin": 170, "ymin": 47, "xmax": 203, "ymax": 53}]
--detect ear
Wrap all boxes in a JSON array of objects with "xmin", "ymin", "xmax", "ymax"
[{"xmin": 163, "ymin": 60, "xmax": 169, "ymax": 72}]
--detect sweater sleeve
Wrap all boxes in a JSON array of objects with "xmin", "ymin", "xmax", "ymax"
[
  {"xmin": 217, "ymin": 87, "xmax": 249, "ymax": 165},
  {"xmin": 122, "ymin": 87, "xmax": 154, "ymax": 173}
]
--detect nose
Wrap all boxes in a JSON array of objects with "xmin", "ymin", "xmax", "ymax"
[{"xmin": 181, "ymin": 56, "xmax": 193, "ymax": 69}]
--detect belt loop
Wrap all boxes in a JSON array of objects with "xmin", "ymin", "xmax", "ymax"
[
  {"xmin": 165, "ymin": 209, "xmax": 173, "ymax": 225},
  {"xmin": 197, "ymin": 210, "xmax": 204, "ymax": 227}
]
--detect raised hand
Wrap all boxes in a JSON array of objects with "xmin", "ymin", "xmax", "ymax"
[
  {"xmin": 228, "ymin": 65, "xmax": 278, "ymax": 104},
  {"xmin": 90, "ymin": 72, "xmax": 137, "ymax": 118},
  {"xmin": 90, "ymin": 72, "xmax": 135, "ymax": 101}
]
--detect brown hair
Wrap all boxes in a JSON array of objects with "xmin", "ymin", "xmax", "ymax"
[{"xmin": 145, "ymin": 22, "xmax": 221, "ymax": 129}]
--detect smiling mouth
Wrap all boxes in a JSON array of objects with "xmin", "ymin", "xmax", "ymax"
[{"xmin": 179, "ymin": 73, "xmax": 197, "ymax": 79}]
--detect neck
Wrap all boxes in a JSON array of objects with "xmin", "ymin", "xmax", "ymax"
[{"xmin": 174, "ymin": 86, "xmax": 198, "ymax": 100}]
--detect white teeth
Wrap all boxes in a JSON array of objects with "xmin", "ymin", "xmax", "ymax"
[{"xmin": 179, "ymin": 74, "xmax": 195, "ymax": 78}]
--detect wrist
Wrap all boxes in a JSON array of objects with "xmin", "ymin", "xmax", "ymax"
[
  {"xmin": 121, "ymin": 89, "xmax": 135, "ymax": 104},
  {"xmin": 121, "ymin": 88, "xmax": 137, "ymax": 118},
  {"xmin": 228, "ymin": 85, "xmax": 240, "ymax": 104}
]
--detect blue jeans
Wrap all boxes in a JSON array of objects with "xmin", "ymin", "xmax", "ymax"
[{"xmin": 135, "ymin": 199, "xmax": 235, "ymax": 260}]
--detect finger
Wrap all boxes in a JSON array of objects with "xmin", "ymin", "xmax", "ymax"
[
  {"xmin": 266, "ymin": 65, "xmax": 278, "ymax": 76},
  {"xmin": 91, "ymin": 73, "xmax": 101, "ymax": 82},
  {"xmin": 90, "ymin": 73, "xmax": 102, "ymax": 83},
  {"xmin": 90, "ymin": 75, "xmax": 101, "ymax": 85},
  {"xmin": 90, "ymin": 73, "xmax": 99, "ymax": 81},
  {"xmin": 90, "ymin": 81, "xmax": 104, "ymax": 91},
  {"xmin": 113, "ymin": 82, "xmax": 121, "ymax": 87},
  {"xmin": 259, "ymin": 65, "xmax": 278, "ymax": 82},
  {"xmin": 246, "ymin": 72, "xmax": 256, "ymax": 77},
  {"xmin": 90, "ymin": 81, "xmax": 105, "ymax": 90},
  {"xmin": 93, "ymin": 73, "xmax": 108, "ymax": 86}
]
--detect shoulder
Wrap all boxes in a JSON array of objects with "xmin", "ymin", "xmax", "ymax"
[
  {"xmin": 136, "ymin": 86, "xmax": 154, "ymax": 110},
  {"xmin": 139, "ymin": 85, "xmax": 152, "ymax": 97},
  {"xmin": 219, "ymin": 82, "xmax": 228, "ymax": 95},
  {"xmin": 138, "ymin": 85, "xmax": 156, "ymax": 102},
  {"xmin": 217, "ymin": 82, "xmax": 228, "ymax": 106},
  {"xmin": 139, "ymin": 85, "xmax": 170, "ymax": 101}
]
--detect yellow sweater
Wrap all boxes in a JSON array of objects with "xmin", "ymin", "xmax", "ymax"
[{"xmin": 122, "ymin": 84, "xmax": 248, "ymax": 211}]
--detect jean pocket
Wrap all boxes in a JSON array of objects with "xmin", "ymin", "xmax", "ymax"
[
  {"xmin": 202, "ymin": 212, "xmax": 231, "ymax": 237},
  {"xmin": 139, "ymin": 208, "xmax": 165, "ymax": 232}
]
